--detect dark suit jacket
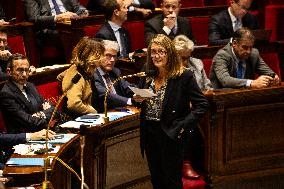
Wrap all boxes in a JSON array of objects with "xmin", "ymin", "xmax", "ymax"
[
  {"xmin": 0, "ymin": 133, "xmax": 26, "ymax": 146},
  {"xmin": 0, "ymin": 67, "xmax": 7, "ymax": 81},
  {"xmin": 0, "ymin": 133, "xmax": 26, "ymax": 167},
  {"xmin": 210, "ymin": 42, "xmax": 275, "ymax": 89},
  {"xmin": 24, "ymin": 0, "xmax": 82, "ymax": 30},
  {"xmin": 94, "ymin": 67, "xmax": 134, "ymax": 112},
  {"xmin": 0, "ymin": 3, "xmax": 5, "ymax": 19},
  {"xmin": 144, "ymin": 14, "xmax": 195, "ymax": 46},
  {"xmin": 95, "ymin": 22, "xmax": 131, "ymax": 57},
  {"xmin": 208, "ymin": 9, "xmax": 259, "ymax": 46},
  {"xmin": 139, "ymin": 69, "xmax": 208, "ymax": 148},
  {"xmin": 0, "ymin": 80, "xmax": 54, "ymax": 133}
]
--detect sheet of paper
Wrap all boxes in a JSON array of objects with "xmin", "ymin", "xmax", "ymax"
[
  {"xmin": 29, "ymin": 134, "xmax": 77, "ymax": 144},
  {"xmin": 128, "ymin": 86, "xmax": 156, "ymax": 98}
]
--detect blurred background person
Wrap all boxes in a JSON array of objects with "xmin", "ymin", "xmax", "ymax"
[
  {"xmin": 209, "ymin": 0, "xmax": 259, "ymax": 46},
  {"xmin": 95, "ymin": 0, "xmax": 131, "ymax": 58},
  {"xmin": 24, "ymin": 0, "xmax": 88, "ymax": 66},
  {"xmin": 94, "ymin": 40, "xmax": 135, "ymax": 113},
  {"xmin": 57, "ymin": 37, "xmax": 105, "ymax": 118},
  {"xmin": 133, "ymin": 34, "xmax": 208, "ymax": 189},
  {"xmin": 144, "ymin": 0, "xmax": 194, "ymax": 46},
  {"xmin": 173, "ymin": 35, "xmax": 212, "ymax": 90},
  {"xmin": 0, "ymin": 31, "xmax": 12, "ymax": 79}
]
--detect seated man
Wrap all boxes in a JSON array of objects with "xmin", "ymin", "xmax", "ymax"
[
  {"xmin": 144, "ymin": 0, "xmax": 195, "ymax": 46},
  {"xmin": 208, "ymin": 0, "xmax": 259, "ymax": 46},
  {"xmin": 210, "ymin": 28, "xmax": 280, "ymax": 89},
  {"xmin": 0, "ymin": 31, "xmax": 11, "ymax": 81},
  {"xmin": 0, "ymin": 129, "xmax": 55, "ymax": 169},
  {"xmin": 95, "ymin": 0, "xmax": 131, "ymax": 58},
  {"xmin": 94, "ymin": 40, "xmax": 135, "ymax": 112},
  {"xmin": 0, "ymin": 54, "xmax": 54, "ymax": 134},
  {"xmin": 24, "ymin": 0, "xmax": 88, "ymax": 65}
]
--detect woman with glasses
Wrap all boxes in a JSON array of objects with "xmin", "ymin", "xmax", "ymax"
[
  {"xmin": 133, "ymin": 34, "xmax": 208, "ymax": 189},
  {"xmin": 57, "ymin": 36, "xmax": 105, "ymax": 118}
]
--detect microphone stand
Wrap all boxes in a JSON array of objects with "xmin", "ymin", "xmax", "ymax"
[
  {"xmin": 42, "ymin": 91, "xmax": 68, "ymax": 189},
  {"xmin": 42, "ymin": 74, "xmax": 84, "ymax": 189},
  {"xmin": 103, "ymin": 72, "xmax": 146, "ymax": 123}
]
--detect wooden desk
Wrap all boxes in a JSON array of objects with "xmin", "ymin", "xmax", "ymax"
[
  {"xmin": 3, "ymin": 85, "xmax": 284, "ymax": 189},
  {"xmin": 0, "ymin": 22, "xmax": 38, "ymax": 67},
  {"xmin": 200, "ymin": 84, "xmax": 284, "ymax": 189},
  {"xmin": 3, "ymin": 135, "xmax": 80, "ymax": 187}
]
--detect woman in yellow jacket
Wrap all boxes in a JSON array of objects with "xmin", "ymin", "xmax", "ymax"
[{"xmin": 57, "ymin": 37, "xmax": 105, "ymax": 118}]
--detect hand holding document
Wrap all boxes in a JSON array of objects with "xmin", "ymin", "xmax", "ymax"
[{"xmin": 129, "ymin": 86, "xmax": 156, "ymax": 98}]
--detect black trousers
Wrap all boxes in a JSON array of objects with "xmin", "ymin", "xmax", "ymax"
[{"xmin": 144, "ymin": 120, "xmax": 183, "ymax": 189}]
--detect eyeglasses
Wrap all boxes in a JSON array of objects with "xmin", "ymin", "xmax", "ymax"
[
  {"xmin": 105, "ymin": 53, "xmax": 117, "ymax": 60},
  {"xmin": 163, "ymin": 3, "xmax": 179, "ymax": 10},
  {"xmin": 150, "ymin": 49, "xmax": 167, "ymax": 57},
  {"xmin": 15, "ymin": 68, "xmax": 30, "ymax": 74},
  {"xmin": 234, "ymin": 0, "xmax": 250, "ymax": 11},
  {"xmin": 0, "ymin": 38, "xmax": 7, "ymax": 44}
]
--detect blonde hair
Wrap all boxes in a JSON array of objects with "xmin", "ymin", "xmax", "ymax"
[
  {"xmin": 173, "ymin": 35, "xmax": 194, "ymax": 52},
  {"xmin": 146, "ymin": 34, "xmax": 184, "ymax": 79},
  {"xmin": 71, "ymin": 36, "xmax": 105, "ymax": 73}
]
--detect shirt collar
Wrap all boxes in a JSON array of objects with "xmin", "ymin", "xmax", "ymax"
[
  {"xmin": 231, "ymin": 45, "xmax": 240, "ymax": 63},
  {"xmin": 108, "ymin": 21, "xmax": 121, "ymax": 32},
  {"xmin": 12, "ymin": 81, "xmax": 26, "ymax": 91},
  {"xmin": 97, "ymin": 67, "xmax": 108, "ymax": 77},
  {"xmin": 228, "ymin": 7, "xmax": 238, "ymax": 23}
]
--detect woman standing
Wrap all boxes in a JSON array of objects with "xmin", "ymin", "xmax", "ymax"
[{"xmin": 133, "ymin": 34, "xmax": 208, "ymax": 189}]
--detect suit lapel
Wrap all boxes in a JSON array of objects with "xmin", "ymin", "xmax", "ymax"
[
  {"xmin": 106, "ymin": 22, "xmax": 118, "ymax": 41},
  {"xmin": 40, "ymin": 0, "xmax": 52, "ymax": 14},
  {"xmin": 162, "ymin": 79, "xmax": 175, "ymax": 111},
  {"xmin": 7, "ymin": 82, "xmax": 35, "ymax": 113},
  {"xmin": 224, "ymin": 10, "xmax": 234, "ymax": 36}
]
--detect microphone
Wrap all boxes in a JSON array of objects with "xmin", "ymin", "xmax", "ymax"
[
  {"xmin": 102, "ymin": 72, "xmax": 147, "ymax": 123},
  {"xmin": 42, "ymin": 73, "xmax": 83, "ymax": 189}
]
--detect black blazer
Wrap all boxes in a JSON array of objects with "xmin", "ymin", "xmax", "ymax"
[
  {"xmin": 94, "ymin": 67, "xmax": 135, "ymax": 112},
  {"xmin": 24, "ymin": 0, "xmax": 82, "ymax": 29},
  {"xmin": 208, "ymin": 9, "xmax": 259, "ymax": 46},
  {"xmin": 0, "ymin": 133, "xmax": 26, "ymax": 146},
  {"xmin": 144, "ymin": 14, "xmax": 195, "ymax": 46},
  {"xmin": 95, "ymin": 22, "xmax": 132, "ymax": 57},
  {"xmin": 139, "ymin": 69, "xmax": 208, "ymax": 147},
  {"xmin": 0, "ymin": 80, "xmax": 54, "ymax": 133}
]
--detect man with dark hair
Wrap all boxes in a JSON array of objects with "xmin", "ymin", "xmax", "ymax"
[
  {"xmin": 0, "ymin": 31, "xmax": 11, "ymax": 81},
  {"xmin": 95, "ymin": 0, "xmax": 131, "ymax": 58},
  {"xmin": 0, "ymin": 54, "xmax": 54, "ymax": 134},
  {"xmin": 210, "ymin": 28, "xmax": 280, "ymax": 89},
  {"xmin": 144, "ymin": 0, "xmax": 194, "ymax": 46},
  {"xmin": 209, "ymin": 0, "xmax": 259, "ymax": 46}
]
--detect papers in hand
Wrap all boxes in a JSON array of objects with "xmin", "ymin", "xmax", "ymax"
[{"xmin": 129, "ymin": 86, "xmax": 156, "ymax": 98}]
